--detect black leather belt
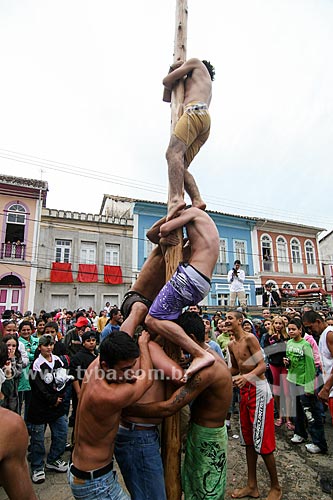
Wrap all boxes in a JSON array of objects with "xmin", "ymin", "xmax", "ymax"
[
  {"xmin": 70, "ymin": 461, "xmax": 113, "ymax": 480},
  {"xmin": 120, "ymin": 420, "xmax": 158, "ymax": 432}
]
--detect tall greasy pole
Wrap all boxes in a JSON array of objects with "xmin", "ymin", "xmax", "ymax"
[{"xmin": 162, "ymin": 1, "xmax": 188, "ymax": 499}]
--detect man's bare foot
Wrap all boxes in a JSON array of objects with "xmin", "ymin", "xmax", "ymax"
[
  {"xmin": 231, "ymin": 486, "xmax": 260, "ymax": 499},
  {"xmin": 167, "ymin": 199, "xmax": 186, "ymax": 221},
  {"xmin": 181, "ymin": 352, "xmax": 215, "ymax": 382},
  {"xmin": 265, "ymin": 486, "xmax": 282, "ymax": 500},
  {"xmin": 192, "ymin": 198, "xmax": 206, "ymax": 211}
]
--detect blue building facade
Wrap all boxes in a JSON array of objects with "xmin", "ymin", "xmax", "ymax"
[{"xmin": 133, "ymin": 200, "xmax": 257, "ymax": 307}]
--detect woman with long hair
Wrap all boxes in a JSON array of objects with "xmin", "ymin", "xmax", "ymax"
[
  {"xmin": 2, "ymin": 334, "xmax": 23, "ymax": 413},
  {"xmin": 17, "ymin": 321, "xmax": 39, "ymax": 419},
  {"xmin": 264, "ymin": 316, "xmax": 293, "ymax": 429}
]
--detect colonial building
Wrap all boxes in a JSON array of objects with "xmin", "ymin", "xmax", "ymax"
[
  {"xmin": 319, "ymin": 230, "xmax": 333, "ymax": 294},
  {"xmin": 35, "ymin": 206, "xmax": 133, "ymax": 313},
  {"xmin": 0, "ymin": 175, "xmax": 326, "ymax": 314},
  {"xmin": 102, "ymin": 195, "xmax": 325, "ymax": 309},
  {"xmin": 254, "ymin": 218, "xmax": 324, "ymax": 293},
  {"xmin": 0, "ymin": 175, "xmax": 48, "ymax": 314}
]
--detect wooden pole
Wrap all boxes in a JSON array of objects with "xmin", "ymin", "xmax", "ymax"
[{"xmin": 162, "ymin": 1, "xmax": 188, "ymax": 499}]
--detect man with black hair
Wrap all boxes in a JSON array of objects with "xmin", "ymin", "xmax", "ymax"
[
  {"xmin": 1, "ymin": 309, "xmax": 13, "ymax": 321},
  {"xmin": 64, "ymin": 316, "xmax": 90, "ymax": 358},
  {"xmin": 226, "ymin": 310, "xmax": 281, "ymax": 500},
  {"xmin": 126, "ymin": 311, "xmax": 232, "ymax": 500},
  {"xmin": 188, "ymin": 303, "xmax": 202, "ymax": 315},
  {"xmin": 69, "ymin": 331, "xmax": 98, "ymax": 394},
  {"xmin": 146, "ymin": 207, "xmax": 220, "ymax": 380},
  {"xmin": 100, "ymin": 308, "xmax": 123, "ymax": 342},
  {"xmin": 162, "ymin": 57, "xmax": 215, "ymax": 220},
  {"xmin": 302, "ymin": 310, "xmax": 333, "ymax": 425},
  {"xmin": 228, "ymin": 260, "xmax": 246, "ymax": 308},
  {"xmin": 69, "ymin": 330, "xmax": 153, "ymax": 500},
  {"xmin": 59, "ymin": 310, "xmax": 74, "ymax": 336},
  {"xmin": 262, "ymin": 283, "xmax": 281, "ymax": 308}
]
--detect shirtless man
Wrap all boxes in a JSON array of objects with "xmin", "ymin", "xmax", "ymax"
[
  {"xmin": 115, "ymin": 341, "xmax": 183, "ymax": 500},
  {"xmin": 163, "ymin": 58, "xmax": 215, "ymax": 220},
  {"xmin": 0, "ymin": 408, "xmax": 38, "ymax": 500},
  {"xmin": 0, "ymin": 341, "xmax": 37, "ymax": 499},
  {"xmin": 226, "ymin": 311, "xmax": 282, "ymax": 500},
  {"xmin": 126, "ymin": 311, "xmax": 232, "ymax": 499},
  {"xmin": 120, "ymin": 216, "xmax": 181, "ymax": 337},
  {"xmin": 69, "ymin": 330, "xmax": 153, "ymax": 500},
  {"xmin": 145, "ymin": 206, "xmax": 220, "ymax": 380}
]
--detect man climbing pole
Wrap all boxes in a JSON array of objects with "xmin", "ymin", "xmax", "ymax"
[{"xmin": 163, "ymin": 58, "xmax": 215, "ymax": 220}]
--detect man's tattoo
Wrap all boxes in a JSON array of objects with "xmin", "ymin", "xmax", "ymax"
[{"xmin": 172, "ymin": 373, "xmax": 201, "ymax": 406}]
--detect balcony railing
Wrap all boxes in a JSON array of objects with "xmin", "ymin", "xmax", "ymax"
[
  {"xmin": 263, "ymin": 260, "xmax": 273, "ymax": 272},
  {"xmin": 306, "ymin": 263, "xmax": 317, "ymax": 275},
  {"xmin": 1, "ymin": 242, "xmax": 26, "ymax": 260},
  {"xmin": 292, "ymin": 262, "xmax": 303, "ymax": 274}
]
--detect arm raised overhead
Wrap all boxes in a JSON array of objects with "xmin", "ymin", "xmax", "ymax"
[{"xmin": 162, "ymin": 58, "xmax": 202, "ymax": 90}]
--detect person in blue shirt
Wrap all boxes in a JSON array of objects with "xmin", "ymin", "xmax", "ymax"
[{"xmin": 100, "ymin": 308, "xmax": 123, "ymax": 343}]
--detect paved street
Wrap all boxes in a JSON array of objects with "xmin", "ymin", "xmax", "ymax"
[{"xmin": 0, "ymin": 414, "xmax": 332, "ymax": 500}]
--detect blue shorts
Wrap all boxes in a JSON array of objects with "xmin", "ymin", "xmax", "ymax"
[{"xmin": 149, "ymin": 264, "xmax": 210, "ymax": 320}]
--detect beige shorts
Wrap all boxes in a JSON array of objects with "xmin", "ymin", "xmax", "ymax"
[{"xmin": 173, "ymin": 101, "xmax": 210, "ymax": 166}]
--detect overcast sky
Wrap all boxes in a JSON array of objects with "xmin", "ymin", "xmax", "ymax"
[{"xmin": 1, "ymin": 0, "xmax": 332, "ymax": 234}]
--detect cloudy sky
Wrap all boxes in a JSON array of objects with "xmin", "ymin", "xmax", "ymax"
[{"xmin": 1, "ymin": 0, "xmax": 332, "ymax": 233}]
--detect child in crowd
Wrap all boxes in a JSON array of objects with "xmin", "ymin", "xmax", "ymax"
[
  {"xmin": 44, "ymin": 321, "xmax": 70, "ymax": 367},
  {"xmin": 28, "ymin": 334, "xmax": 72, "ymax": 484},
  {"xmin": 285, "ymin": 318, "xmax": 328, "ymax": 454},
  {"xmin": 17, "ymin": 320, "xmax": 39, "ymax": 419},
  {"xmin": 34, "ymin": 318, "xmax": 46, "ymax": 338},
  {"xmin": 264, "ymin": 316, "xmax": 292, "ymax": 429}
]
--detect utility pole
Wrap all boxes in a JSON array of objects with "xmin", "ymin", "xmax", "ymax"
[{"xmin": 162, "ymin": 1, "xmax": 188, "ymax": 499}]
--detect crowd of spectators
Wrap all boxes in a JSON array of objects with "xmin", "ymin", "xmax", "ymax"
[
  {"xmin": 0, "ymin": 302, "xmax": 121, "ymax": 484},
  {"xmin": 209, "ymin": 305, "xmax": 333, "ymax": 450},
  {"xmin": 0, "ymin": 300, "xmax": 332, "ymax": 494}
]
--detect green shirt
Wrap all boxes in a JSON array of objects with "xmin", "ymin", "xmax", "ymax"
[
  {"xmin": 17, "ymin": 336, "xmax": 39, "ymax": 392},
  {"xmin": 286, "ymin": 338, "xmax": 315, "ymax": 394},
  {"xmin": 216, "ymin": 333, "xmax": 231, "ymax": 357}
]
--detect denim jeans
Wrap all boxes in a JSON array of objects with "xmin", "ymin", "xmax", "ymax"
[
  {"xmin": 29, "ymin": 414, "xmax": 68, "ymax": 471},
  {"xmin": 68, "ymin": 468, "xmax": 130, "ymax": 500},
  {"xmin": 63, "ymin": 383, "xmax": 72, "ymax": 416},
  {"xmin": 300, "ymin": 393, "xmax": 328, "ymax": 452},
  {"xmin": 114, "ymin": 426, "xmax": 166, "ymax": 500}
]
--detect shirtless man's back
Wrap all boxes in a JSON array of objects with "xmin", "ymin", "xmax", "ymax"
[
  {"xmin": 119, "ymin": 216, "xmax": 176, "ymax": 337},
  {"xmin": 69, "ymin": 331, "xmax": 153, "ymax": 500},
  {"xmin": 146, "ymin": 207, "xmax": 220, "ymax": 380},
  {"xmin": 115, "ymin": 341, "xmax": 184, "ymax": 500},
  {"xmin": 163, "ymin": 58, "xmax": 213, "ymax": 106},
  {"xmin": 127, "ymin": 312, "xmax": 232, "ymax": 500}
]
